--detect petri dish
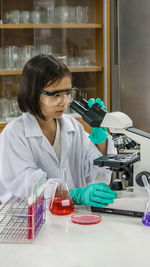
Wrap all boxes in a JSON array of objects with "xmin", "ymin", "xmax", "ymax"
[{"xmin": 71, "ymin": 214, "xmax": 102, "ymax": 225}]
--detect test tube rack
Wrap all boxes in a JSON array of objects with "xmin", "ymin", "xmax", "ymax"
[{"xmin": 0, "ymin": 177, "xmax": 46, "ymax": 243}]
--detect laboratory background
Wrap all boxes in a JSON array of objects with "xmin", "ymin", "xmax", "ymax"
[{"xmin": 0, "ymin": 1, "xmax": 150, "ymax": 267}]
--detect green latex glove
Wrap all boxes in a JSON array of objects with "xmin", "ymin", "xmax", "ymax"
[
  {"xmin": 88, "ymin": 98, "xmax": 108, "ymax": 144},
  {"xmin": 69, "ymin": 183, "xmax": 117, "ymax": 207}
]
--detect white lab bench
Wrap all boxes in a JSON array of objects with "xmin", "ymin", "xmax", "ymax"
[{"xmin": 0, "ymin": 206, "xmax": 149, "ymax": 267}]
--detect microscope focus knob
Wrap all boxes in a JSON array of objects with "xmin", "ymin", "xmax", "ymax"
[{"xmin": 136, "ymin": 172, "xmax": 150, "ymax": 187}]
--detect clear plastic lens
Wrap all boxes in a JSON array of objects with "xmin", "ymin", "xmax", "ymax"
[{"xmin": 40, "ymin": 90, "xmax": 75, "ymax": 105}]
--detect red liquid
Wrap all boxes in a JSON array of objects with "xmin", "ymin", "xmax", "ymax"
[
  {"xmin": 49, "ymin": 197, "xmax": 74, "ymax": 215},
  {"xmin": 27, "ymin": 203, "xmax": 35, "ymax": 239},
  {"xmin": 71, "ymin": 214, "xmax": 102, "ymax": 225}
]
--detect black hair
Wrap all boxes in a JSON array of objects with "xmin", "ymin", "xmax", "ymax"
[{"xmin": 17, "ymin": 54, "xmax": 72, "ymax": 120}]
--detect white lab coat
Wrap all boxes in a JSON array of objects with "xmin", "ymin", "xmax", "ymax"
[{"xmin": 0, "ymin": 112, "xmax": 116, "ymax": 200}]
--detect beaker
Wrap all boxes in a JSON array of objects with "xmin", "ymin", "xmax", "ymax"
[
  {"xmin": 142, "ymin": 175, "xmax": 150, "ymax": 226},
  {"xmin": 49, "ymin": 168, "xmax": 74, "ymax": 215}
]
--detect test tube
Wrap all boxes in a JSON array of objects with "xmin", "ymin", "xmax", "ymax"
[{"xmin": 142, "ymin": 175, "xmax": 150, "ymax": 226}]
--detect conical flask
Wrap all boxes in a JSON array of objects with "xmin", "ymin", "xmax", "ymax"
[{"xmin": 49, "ymin": 168, "xmax": 74, "ymax": 215}]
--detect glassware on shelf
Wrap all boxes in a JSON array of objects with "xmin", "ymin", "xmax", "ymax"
[
  {"xmin": 0, "ymin": 98, "xmax": 10, "ymax": 121},
  {"xmin": 0, "ymin": 98, "xmax": 21, "ymax": 122},
  {"xmin": 2, "ymin": 45, "xmax": 37, "ymax": 70},
  {"xmin": 20, "ymin": 11, "xmax": 31, "ymax": 24},
  {"xmin": 3, "ymin": 11, "xmax": 11, "ymax": 24},
  {"xmin": 68, "ymin": 57, "xmax": 79, "ymax": 67},
  {"xmin": 0, "ymin": 99, "xmax": 4, "ymax": 121},
  {"xmin": 76, "ymin": 6, "xmax": 89, "ymax": 23},
  {"xmin": 2, "ymin": 44, "xmax": 55, "ymax": 70},
  {"xmin": 10, "ymin": 98, "xmax": 21, "ymax": 117},
  {"xmin": 83, "ymin": 6, "xmax": 89, "ymax": 23},
  {"xmin": 2, "ymin": 5, "xmax": 89, "ymax": 25},
  {"xmin": 46, "ymin": 7, "xmax": 55, "ymax": 24},
  {"xmin": 31, "ymin": 10, "xmax": 41, "ymax": 24},
  {"xmin": 4, "ymin": 46, "xmax": 21, "ymax": 70},
  {"xmin": 67, "ymin": 56, "xmax": 91, "ymax": 67},
  {"xmin": 81, "ymin": 57, "xmax": 91, "ymax": 66},
  {"xmin": 55, "ymin": 6, "xmax": 70, "ymax": 24},
  {"xmin": 61, "ymin": 6, "xmax": 70, "ymax": 23},
  {"xmin": 0, "ymin": 48, "xmax": 2, "ymax": 70},
  {"xmin": 55, "ymin": 54, "xmax": 68, "ymax": 65},
  {"xmin": 4, "ymin": 10, "xmax": 37, "ymax": 24},
  {"xmin": 54, "ymin": 6, "xmax": 60, "ymax": 24},
  {"xmin": 10, "ymin": 10, "xmax": 20, "ymax": 24},
  {"xmin": 54, "ymin": 5, "xmax": 89, "ymax": 24},
  {"xmin": 77, "ymin": 90, "xmax": 88, "ymax": 101},
  {"xmin": 69, "ymin": 7, "xmax": 76, "ymax": 23},
  {"xmin": 4, "ymin": 10, "xmax": 20, "ymax": 24},
  {"xmin": 20, "ymin": 46, "xmax": 34, "ymax": 68},
  {"xmin": 82, "ymin": 49, "xmax": 96, "ymax": 66},
  {"xmin": 38, "ymin": 45, "xmax": 52, "ymax": 55}
]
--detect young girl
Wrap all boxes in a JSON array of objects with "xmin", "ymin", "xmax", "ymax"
[{"xmin": 0, "ymin": 54, "xmax": 117, "ymax": 206}]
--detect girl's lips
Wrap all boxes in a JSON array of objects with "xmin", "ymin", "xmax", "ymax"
[{"xmin": 56, "ymin": 110, "xmax": 65, "ymax": 113}]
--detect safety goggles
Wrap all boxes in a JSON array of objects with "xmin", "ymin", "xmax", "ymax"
[{"xmin": 40, "ymin": 87, "xmax": 78, "ymax": 105}]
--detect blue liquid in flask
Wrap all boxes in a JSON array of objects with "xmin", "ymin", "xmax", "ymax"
[{"xmin": 142, "ymin": 212, "xmax": 150, "ymax": 226}]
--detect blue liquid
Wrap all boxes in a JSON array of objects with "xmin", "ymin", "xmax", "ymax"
[{"xmin": 142, "ymin": 212, "xmax": 150, "ymax": 226}]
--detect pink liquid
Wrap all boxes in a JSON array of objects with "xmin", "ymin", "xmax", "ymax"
[
  {"xmin": 49, "ymin": 197, "xmax": 74, "ymax": 215},
  {"xmin": 27, "ymin": 195, "xmax": 45, "ymax": 239},
  {"xmin": 27, "ymin": 204, "xmax": 35, "ymax": 239},
  {"xmin": 71, "ymin": 214, "xmax": 102, "ymax": 225}
]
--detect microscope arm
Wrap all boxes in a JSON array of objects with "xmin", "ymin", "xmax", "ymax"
[{"xmin": 70, "ymin": 99, "xmax": 133, "ymax": 130}]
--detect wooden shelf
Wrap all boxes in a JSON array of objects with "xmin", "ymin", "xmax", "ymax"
[
  {"xmin": 0, "ymin": 70, "xmax": 22, "ymax": 75},
  {"xmin": 0, "ymin": 23, "xmax": 102, "ymax": 29},
  {"xmin": 0, "ymin": 122, "xmax": 7, "ymax": 133},
  {"xmin": 0, "ymin": 66, "xmax": 103, "ymax": 75},
  {"xmin": 69, "ymin": 66, "xmax": 103, "ymax": 72}
]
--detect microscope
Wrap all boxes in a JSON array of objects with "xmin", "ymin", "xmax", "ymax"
[{"xmin": 70, "ymin": 99, "xmax": 150, "ymax": 217}]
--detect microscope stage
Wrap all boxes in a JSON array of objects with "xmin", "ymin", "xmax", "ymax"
[{"xmin": 93, "ymin": 153, "xmax": 140, "ymax": 169}]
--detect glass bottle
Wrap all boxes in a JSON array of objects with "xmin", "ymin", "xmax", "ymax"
[{"xmin": 49, "ymin": 168, "xmax": 74, "ymax": 215}]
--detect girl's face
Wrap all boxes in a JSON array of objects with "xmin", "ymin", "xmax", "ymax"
[{"xmin": 40, "ymin": 76, "xmax": 72, "ymax": 120}]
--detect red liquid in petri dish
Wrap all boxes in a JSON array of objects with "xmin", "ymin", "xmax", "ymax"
[
  {"xmin": 49, "ymin": 197, "xmax": 74, "ymax": 215},
  {"xmin": 71, "ymin": 214, "xmax": 102, "ymax": 225}
]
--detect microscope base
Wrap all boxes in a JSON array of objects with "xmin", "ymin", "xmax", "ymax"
[{"xmin": 91, "ymin": 189, "xmax": 147, "ymax": 217}]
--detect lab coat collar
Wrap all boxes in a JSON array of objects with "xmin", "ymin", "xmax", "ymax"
[
  {"xmin": 58, "ymin": 115, "xmax": 75, "ymax": 165},
  {"xmin": 23, "ymin": 112, "xmax": 43, "ymax": 137},
  {"xmin": 23, "ymin": 112, "xmax": 75, "ymax": 138},
  {"xmin": 57, "ymin": 114, "xmax": 75, "ymax": 133},
  {"xmin": 23, "ymin": 112, "xmax": 75, "ymax": 164}
]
